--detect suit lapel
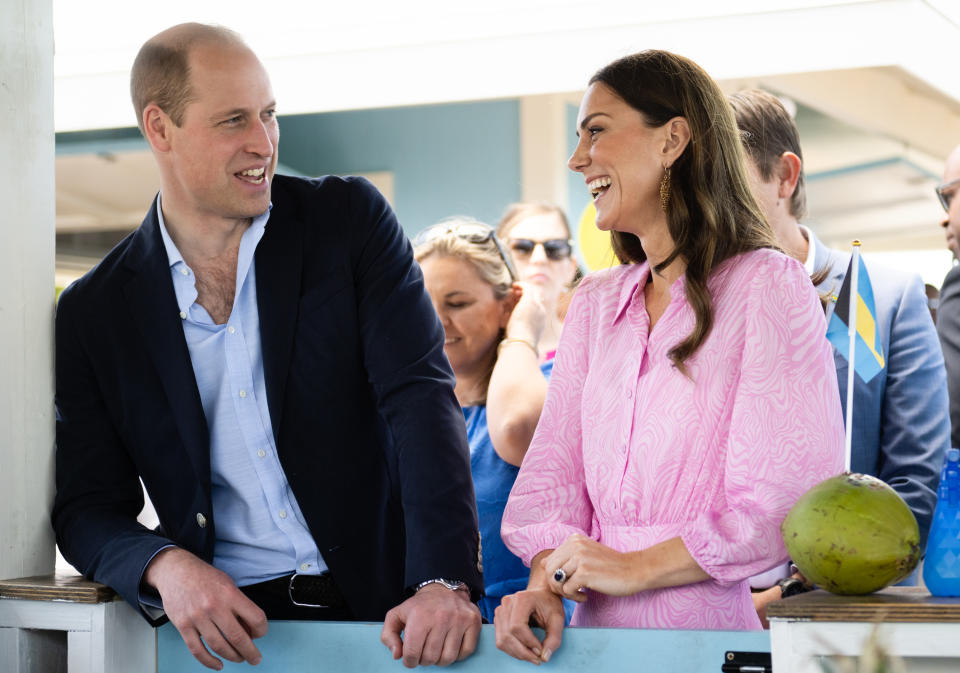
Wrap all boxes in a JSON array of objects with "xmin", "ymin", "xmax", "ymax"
[
  {"xmin": 122, "ymin": 198, "xmax": 211, "ymax": 486},
  {"xmin": 255, "ymin": 192, "xmax": 303, "ymax": 443}
]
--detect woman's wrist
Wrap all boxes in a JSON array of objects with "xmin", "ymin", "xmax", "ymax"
[
  {"xmin": 498, "ymin": 337, "xmax": 538, "ymax": 357},
  {"xmin": 626, "ymin": 550, "xmax": 650, "ymax": 594}
]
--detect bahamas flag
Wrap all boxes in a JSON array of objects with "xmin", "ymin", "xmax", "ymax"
[{"xmin": 825, "ymin": 254, "xmax": 885, "ymax": 383}]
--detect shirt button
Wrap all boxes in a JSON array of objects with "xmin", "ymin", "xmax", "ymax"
[
  {"xmin": 239, "ymin": 390, "xmax": 247, "ymax": 398},
  {"xmin": 622, "ymin": 444, "xmax": 627, "ymax": 454},
  {"xmin": 257, "ymin": 449, "xmax": 266, "ymax": 458},
  {"xmin": 626, "ymin": 388, "xmax": 633, "ymax": 399},
  {"xmin": 180, "ymin": 268, "xmax": 189, "ymax": 276},
  {"xmin": 228, "ymin": 326, "xmax": 235, "ymax": 334},
  {"xmin": 196, "ymin": 513, "xmax": 206, "ymax": 528},
  {"xmin": 179, "ymin": 311, "xmax": 186, "ymax": 320},
  {"xmin": 300, "ymin": 563, "xmax": 310, "ymax": 571},
  {"xmin": 279, "ymin": 510, "xmax": 287, "ymax": 519}
]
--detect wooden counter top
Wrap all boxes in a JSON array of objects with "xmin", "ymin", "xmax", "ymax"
[
  {"xmin": 0, "ymin": 573, "xmax": 117, "ymax": 604},
  {"xmin": 767, "ymin": 586, "xmax": 960, "ymax": 622}
]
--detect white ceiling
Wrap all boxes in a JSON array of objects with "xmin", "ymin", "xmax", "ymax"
[{"xmin": 53, "ymin": 0, "xmax": 960, "ymax": 133}]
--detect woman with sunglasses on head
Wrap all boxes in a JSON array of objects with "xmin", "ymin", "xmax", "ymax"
[
  {"xmin": 414, "ymin": 217, "xmax": 568, "ymax": 624},
  {"xmin": 494, "ymin": 50, "xmax": 845, "ymax": 664},
  {"xmin": 497, "ymin": 204, "xmax": 581, "ymax": 363}
]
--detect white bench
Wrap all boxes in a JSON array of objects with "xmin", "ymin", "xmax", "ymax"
[{"xmin": 0, "ymin": 574, "xmax": 155, "ymax": 673}]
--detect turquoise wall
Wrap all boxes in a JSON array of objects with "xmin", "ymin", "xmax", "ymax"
[
  {"xmin": 56, "ymin": 100, "xmax": 523, "ymax": 239},
  {"xmin": 278, "ymin": 101, "xmax": 522, "ymax": 236}
]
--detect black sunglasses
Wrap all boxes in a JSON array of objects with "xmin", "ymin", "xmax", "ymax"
[
  {"xmin": 414, "ymin": 222, "xmax": 518, "ymax": 281},
  {"xmin": 508, "ymin": 238, "xmax": 574, "ymax": 261},
  {"xmin": 937, "ymin": 177, "xmax": 960, "ymax": 213}
]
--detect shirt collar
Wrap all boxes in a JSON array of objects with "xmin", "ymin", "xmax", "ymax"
[
  {"xmin": 612, "ymin": 262, "xmax": 651, "ymax": 324},
  {"xmin": 799, "ymin": 225, "xmax": 815, "ymax": 275},
  {"xmin": 156, "ymin": 192, "xmax": 273, "ymax": 270}
]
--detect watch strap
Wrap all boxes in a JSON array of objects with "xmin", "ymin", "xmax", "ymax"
[{"xmin": 414, "ymin": 578, "xmax": 469, "ymax": 593}]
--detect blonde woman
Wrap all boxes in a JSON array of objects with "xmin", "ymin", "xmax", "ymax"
[{"xmin": 415, "ymin": 219, "xmax": 570, "ymax": 623}]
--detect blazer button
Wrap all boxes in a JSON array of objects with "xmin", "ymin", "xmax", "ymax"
[{"xmin": 196, "ymin": 513, "xmax": 207, "ymax": 528}]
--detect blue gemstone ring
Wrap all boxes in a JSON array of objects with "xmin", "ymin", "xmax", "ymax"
[{"xmin": 553, "ymin": 568, "xmax": 567, "ymax": 584}]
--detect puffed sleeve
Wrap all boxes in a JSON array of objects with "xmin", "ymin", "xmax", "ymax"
[
  {"xmin": 680, "ymin": 253, "xmax": 846, "ymax": 582},
  {"xmin": 501, "ymin": 274, "xmax": 599, "ymax": 567}
]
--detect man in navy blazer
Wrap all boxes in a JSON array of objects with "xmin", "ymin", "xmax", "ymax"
[
  {"xmin": 731, "ymin": 90, "xmax": 949, "ymax": 616},
  {"xmin": 53, "ymin": 23, "xmax": 482, "ymax": 670}
]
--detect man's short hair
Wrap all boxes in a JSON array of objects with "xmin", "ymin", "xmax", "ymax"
[
  {"xmin": 130, "ymin": 23, "xmax": 246, "ymax": 134},
  {"xmin": 729, "ymin": 89, "xmax": 807, "ymax": 220}
]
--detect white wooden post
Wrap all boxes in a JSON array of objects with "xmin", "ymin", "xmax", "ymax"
[
  {"xmin": 0, "ymin": 0, "xmax": 56, "ymax": 583},
  {"xmin": 1, "ymin": 1, "xmax": 61, "ymax": 671}
]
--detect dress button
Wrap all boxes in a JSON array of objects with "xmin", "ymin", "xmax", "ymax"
[
  {"xmin": 279, "ymin": 510, "xmax": 287, "ymax": 519},
  {"xmin": 179, "ymin": 311, "xmax": 186, "ymax": 320},
  {"xmin": 180, "ymin": 268, "xmax": 189, "ymax": 276},
  {"xmin": 257, "ymin": 449, "xmax": 266, "ymax": 458},
  {"xmin": 228, "ymin": 326, "xmax": 235, "ymax": 334},
  {"xmin": 300, "ymin": 563, "xmax": 309, "ymax": 571},
  {"xmin": 239, "ymin": 390, "xmax": 247, "ymax": 398},
  {"xmin": 196, "ymin": 513, "xmax": 206, "ymax": 528},
  {"xmin": 626, "ymin": 388, "xmax": 633, "ymax": 399}
]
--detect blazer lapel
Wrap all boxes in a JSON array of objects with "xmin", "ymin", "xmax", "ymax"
[
  {"xmin": 122, "ymin": 198, "xmax": 211, "ymax": 486},
  {"xmin": 255, "ymin": 197, "xmax": 303, "ymax": 443}
]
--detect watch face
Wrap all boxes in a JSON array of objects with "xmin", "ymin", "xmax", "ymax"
[{"xmin": 779, "ymin": 578, "xmax": 810, "ymax": 598}]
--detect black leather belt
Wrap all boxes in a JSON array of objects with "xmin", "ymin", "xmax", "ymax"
[{"xmin": 245, "ymin": 572, "xmax": 347, "ymax": 609}]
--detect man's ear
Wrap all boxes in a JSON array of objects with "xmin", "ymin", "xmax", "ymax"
[
  {"xmin": 662, "ymin": 117, "xmax": 692, "ymax": 165},
  {"xmin": 776, "ymin": 151, "xmax": 803, "ymax": 201},
  {"xmin": 142, "ymin": 104, "xmax": 173, "ymax": 153}
]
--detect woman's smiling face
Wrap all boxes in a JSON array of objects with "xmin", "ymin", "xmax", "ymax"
[
  {"xmin": 419, "ymin": 254, "xmax": 511, "ymax": 377},
  {"xmin": 568, "ymin": 82, "xmax": 668, "ymax": 236}
]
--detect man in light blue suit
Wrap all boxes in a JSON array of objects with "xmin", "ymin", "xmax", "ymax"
[{"xmin": 730, "ymin": 90, "xmax": 949, "ymax": 608}]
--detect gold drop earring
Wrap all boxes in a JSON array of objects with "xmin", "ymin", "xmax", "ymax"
[{"xmin": 659, "ymin": 165, "xmax": 671, "ymax": 212}]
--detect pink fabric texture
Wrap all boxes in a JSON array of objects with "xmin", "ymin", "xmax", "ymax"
[{"xmin": 501, "ymin": 249, "xmax": 845, "ymax": 630}]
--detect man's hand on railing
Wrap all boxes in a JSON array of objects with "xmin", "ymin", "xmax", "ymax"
[
  {"xmin": 144, "ymin": 547, "xmax": 268, "ymax": 671},
  {"xmin": 380, "ymin": 582, "xmax": 481, "ymax": 667}
]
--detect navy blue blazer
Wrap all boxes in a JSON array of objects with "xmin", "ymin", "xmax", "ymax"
[
  {"xmin": 813, "ymin": 231, "xmax": 949, "ymax": 546},
  {"xmin": 52, "ymin": 175, "xmax": 482, "ymax": 624}
]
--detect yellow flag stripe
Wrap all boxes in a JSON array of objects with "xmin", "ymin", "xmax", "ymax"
[{"xmin": 855, "ymin": 294, "xmax": 885, "ymax": 368}]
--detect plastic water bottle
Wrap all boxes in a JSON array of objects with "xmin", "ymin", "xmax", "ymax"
[{"xmin": 923, "ymin": 448, "xmax": 960, "ymax": 596}]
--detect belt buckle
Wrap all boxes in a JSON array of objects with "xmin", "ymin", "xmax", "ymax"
[{"xmin": 287, "ymin": 572, "xmax": 330, "ymax": 608}]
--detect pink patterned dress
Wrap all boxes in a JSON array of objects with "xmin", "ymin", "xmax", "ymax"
[{"xmin": 501, "ymin": 249, "xmax": 845, "ymax": 630}]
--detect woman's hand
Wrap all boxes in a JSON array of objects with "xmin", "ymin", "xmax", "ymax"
[
  {"xmin": 504, "ymin": 282, "xmax": 546, "ymax": 346},
  {"xmin": 542, "ymin": 534, "xmax": 645, "ymax": 601},
  {"xmin": 493, "ymin": 588, "xmax": 566, "ymax": 665}
]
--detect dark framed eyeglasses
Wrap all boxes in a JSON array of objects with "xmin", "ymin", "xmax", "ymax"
[
  {"xmin": 508, "ymin": 238, "xmax": 574, "ymax": 261},
  {"xmin": 413, "ymin": 222, "xmax": 518, "ymax": 280},
  {"xmin": 936, "ymin": 177, "xmax": 960, "ymax": 213}
]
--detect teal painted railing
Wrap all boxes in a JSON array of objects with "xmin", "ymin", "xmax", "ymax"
[{"xmin": 159, "ymin": 622, "xmax": 770, "ymax": 672}]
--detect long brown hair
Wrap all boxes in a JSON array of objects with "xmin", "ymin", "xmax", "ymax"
[{"xmin": 590, "ymin": 50, "xmax": 778, "ymax": 374}]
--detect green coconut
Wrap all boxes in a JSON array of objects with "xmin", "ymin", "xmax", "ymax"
[{"xmin": 781, "ymin": 473, "xmax": 920, "ymax": 595}]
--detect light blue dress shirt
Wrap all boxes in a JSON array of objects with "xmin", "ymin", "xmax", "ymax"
[{"xmin": 157, "ymin": 196, "xmax": 327, "ymax": 586}]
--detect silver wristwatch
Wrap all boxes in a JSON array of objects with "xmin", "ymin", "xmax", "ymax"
[{"xmin": 414, "ymin": 578, "xmax": 469, "ymax": 593}]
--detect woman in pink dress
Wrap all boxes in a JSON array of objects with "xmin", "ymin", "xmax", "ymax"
[{"xmin": 494, "ymin": 50, "xmax": 845, "ymax": 664}]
